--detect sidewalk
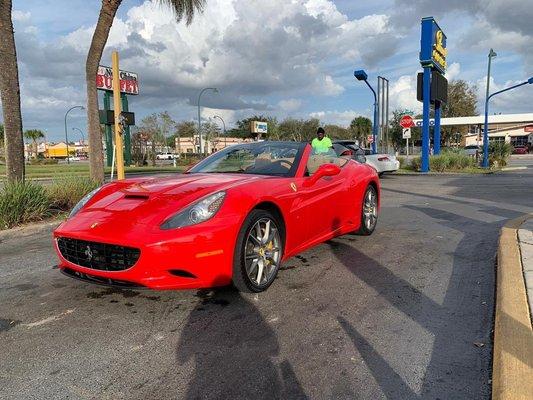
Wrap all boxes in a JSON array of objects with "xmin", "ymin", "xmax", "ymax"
[{"xmin": 518, "ymin": 219, "xmax": 533, "ymax": 318}]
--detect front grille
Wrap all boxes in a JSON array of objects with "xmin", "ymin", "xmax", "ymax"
[{"xmin": 57, "ymin": 237, "xmax": 140, "ymax": 271}]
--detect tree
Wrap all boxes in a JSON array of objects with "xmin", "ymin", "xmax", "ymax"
[
  {"xmin": 323, "ymin": 124, "xmax": 350, "ymax": 140},
  {"xmin": 278, "ymin": 118, "xmax": 320, "ymax": 142},
  {"xmin": 24, "ymin": 129, "xmax": 45, "ymax": 159},
  {"xmin": 389, "ymin": 109, "xmax": 419, "ymax": 150},
  {"xmin": 441, "ymin": 80, "xmax": 478, "ymax": 145},
  {"xmin": 349, "ymin": 117, "xmax": 372, "ymax": 145},
  {"xmin": 139, "ymin": 114, "xmax": 160, "ymax": 166},
  {"xmin": 0, "ymin": 0, "xmax": 25, "ymax": 181},
  {"xmin": 85, "ymin": 0, "xmax": 205, "ymax": 183}
]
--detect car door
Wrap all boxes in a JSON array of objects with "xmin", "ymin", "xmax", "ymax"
[{"xmin": 298, "ymin": 153, "xmax": 350, "ymax": 242}]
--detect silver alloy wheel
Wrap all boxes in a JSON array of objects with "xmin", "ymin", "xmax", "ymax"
[
  {"xmin": 363, "ymin": 188, "xmax": 378, "ymax": 231},
  {"xmin": 244, "ymin": 218, "xmax": 281, "ymax": 286}
]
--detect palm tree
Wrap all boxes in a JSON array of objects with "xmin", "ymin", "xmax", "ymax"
[
  {"xmin": 24, "ymin": 129, "xmax": 45, "ymax": 159},
  {"xmin": 86, "ymin": 0, "xmax": 206, "ymax": 183},
  {"xmin": 0, "ymin": 0, "xmax": 25, "ymax": 181},
  {"xmin": 350, "ymin": 116, "xmax": 372, "ymax": 146}
]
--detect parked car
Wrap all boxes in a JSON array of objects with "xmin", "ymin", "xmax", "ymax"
[
  {"xmin": 53, "ymin": 141, "xmax": 380, "ymax": 293},
  {"xmin": 464, "ymin": 145, "xmax": 481, "ymax": 156},
  {"xmin": 66, "ymin": 156, "xmax": 81, "ymax": 162},
  {"xmin": 156, "ymin": 152, "xmax": 178, "ymax": 160},
  {"xmin": 333, "ymin": 140, "xmax": 399, "ymax": 177},
  {"xmin": 512, "ymin": 146, "xmax": 528, "ymax": 155}
]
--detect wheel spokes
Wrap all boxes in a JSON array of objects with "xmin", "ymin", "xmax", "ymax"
[{"xmin": 244, "ymin": 218, "xmax": 281, "ymax": 286}]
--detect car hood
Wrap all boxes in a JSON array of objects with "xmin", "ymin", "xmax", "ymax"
[{"xmin": 59, "ymin": 173, "xmax": 262, "ymax": 235}]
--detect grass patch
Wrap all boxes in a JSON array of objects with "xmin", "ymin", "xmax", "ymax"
[
  {"xmin": 0, "ymin": 181, "xmax": 51, "ymax": 229},
  {"xmin": 47, "ymin": 176, "xmax": 99, "ymax": 211}
]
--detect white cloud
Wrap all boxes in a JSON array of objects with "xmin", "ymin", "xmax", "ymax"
[
  {"xmin": 309, "ymin": 110, "xmax": 364, "ymax": 127},
  {"xmin": 278, "ymin": 99, "xmax": 302, "ymax": 112},
  {"xmin": 388, "ymin": 75, "xmax": 421, "ymax": 113},
  {"xmin": 12, "ymin": 10, "xmax": 31, "ymax": 22},
  {"xmin": 446, "ymin": 62, "xmax": 461, "ymax": 81}
]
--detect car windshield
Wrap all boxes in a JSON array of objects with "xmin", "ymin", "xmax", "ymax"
[{"xmin": 188, "ymin": 141, "xmax": 305, "ymax": 177}]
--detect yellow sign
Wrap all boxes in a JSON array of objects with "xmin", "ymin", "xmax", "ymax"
[{"xmin": 432, "ymin": 30, "xmax": 447, "ymax": 71}]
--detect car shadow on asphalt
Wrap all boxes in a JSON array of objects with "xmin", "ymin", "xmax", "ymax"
[
  {"xmin": 328, "ymin": 203, "xmax": 525, "ymax": 399},
  {"xmin": 174, "ymin": 286, "xmax": 308, "ymax": 400}
]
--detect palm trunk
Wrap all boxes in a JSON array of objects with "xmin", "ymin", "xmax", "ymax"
[
  {"xmin": 0, "ymin": 0, "xmax": 25, "ymax": 182},
  {"xmin": 86, "ymin": 0, "xmax": 121, "ymax": 184}
]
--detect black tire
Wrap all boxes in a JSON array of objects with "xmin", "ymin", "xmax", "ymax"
[
  {"xmin": 355, "ymin": 185, "xmax": 378, "ymax": 236},
  {"xmin": 232, "ymin": 209, "xmax": 284, "ymax": 293}
]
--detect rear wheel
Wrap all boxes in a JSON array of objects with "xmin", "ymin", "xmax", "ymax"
[
  {"xmin": 232, "ymin": 210, "xmax": 283, "ymax": 292},
  {"xmin": 356, "ymin": 185, "xmax": 378, "ymax": 235}
]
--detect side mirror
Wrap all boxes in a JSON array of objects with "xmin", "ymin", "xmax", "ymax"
[{"xmin": 305, "ymin": 163, "xmax": 341, "ymax": 186}]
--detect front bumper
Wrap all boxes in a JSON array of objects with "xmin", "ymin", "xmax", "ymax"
[{"xmin": 53, "ymin": 216, "xmax": 240, "ymax": 290}]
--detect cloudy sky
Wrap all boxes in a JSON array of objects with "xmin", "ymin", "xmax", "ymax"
[{"xmin": 3, "ymin": 0, "xmax": 533, "ymax": 141}]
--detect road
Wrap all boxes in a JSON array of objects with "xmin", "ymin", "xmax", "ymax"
[{"xmin": 1, "ymin": 156, "xmax": 533, "ymax": 400}]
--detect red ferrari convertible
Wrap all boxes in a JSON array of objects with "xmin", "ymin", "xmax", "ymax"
[{"xmin": 54, "ymin": 141, "xmax": 380, "ymax": 292}]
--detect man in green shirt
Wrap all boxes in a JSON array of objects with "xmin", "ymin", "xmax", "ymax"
[{"xmin": 311, "ymin": 127, "xmax": 333, "ymax": 154}]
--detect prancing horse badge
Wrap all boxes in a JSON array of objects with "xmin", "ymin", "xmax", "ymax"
[{"xmin": 290, "ymin": 182, "xmax": 297, "ymax": 192}]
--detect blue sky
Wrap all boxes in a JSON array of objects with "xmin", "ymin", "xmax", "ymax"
[{"xmin": 4, "ymin": 0, "xmax": 533, "ymax": 142}]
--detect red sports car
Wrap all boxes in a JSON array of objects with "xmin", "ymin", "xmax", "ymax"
[{"xmin": 54, "ymin": 141, "xmax": 380, "ymax": 292}]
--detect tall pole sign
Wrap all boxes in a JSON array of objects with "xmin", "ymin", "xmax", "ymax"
[
  {"xmin": 112, "ymin": 52, "xmax": 125, "ymax": 180},
  {"xmin": 419, "ymin": 17, "xmax": 448, "ymax": 172}
]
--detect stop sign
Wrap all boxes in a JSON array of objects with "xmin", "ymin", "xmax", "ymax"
[{"xmin": 400, "ymin": 115, "xmax": 414, "ymax": 128}]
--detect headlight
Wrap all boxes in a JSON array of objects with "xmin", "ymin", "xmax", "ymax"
[
  {"xmin": 68, "ymin": 187, "xmax": 101, "ymax": 218},
  {"xmin": 160, "ymin": 191, "xmax": 226, "ymax": 230}
]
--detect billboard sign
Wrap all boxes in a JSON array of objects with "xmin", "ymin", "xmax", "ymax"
[
  {"xmin": 96, "ymin": 65, "xmax": 139, "ymax": 95},
  {"xmin": 419, "ymin": 17, "xmax": 447, "ymax": 74},
  {"xmin": 251, "ymin": 121, "xmax": 268, "ymax": 134}
]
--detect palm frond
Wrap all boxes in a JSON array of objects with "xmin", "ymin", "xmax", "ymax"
[{"xmin": 156, "ymin": 0, "xmax": 206, "ymax": 25}]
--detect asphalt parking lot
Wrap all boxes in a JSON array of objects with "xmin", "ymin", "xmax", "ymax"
[{"xmin": 1, "ymin": 156, "xmax": 533, "ymax": 400}]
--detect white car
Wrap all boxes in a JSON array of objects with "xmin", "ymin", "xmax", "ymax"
[
  {"xmin": 333, "ymin": 141, "xmax": 400, "ymax": 177},
  {"xmin": 156, "ymin": 152, "xmax": 178, "ymax": 160}
]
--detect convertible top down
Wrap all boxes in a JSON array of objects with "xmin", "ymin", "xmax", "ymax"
[{"xmin": 54, "ymin": 141, "xmax": 380, "ymax": 292}]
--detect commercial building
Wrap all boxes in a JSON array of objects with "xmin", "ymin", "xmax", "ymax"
[{"xmin": 413, "ymin": 113, "xmax": 533, "ymax": 147}]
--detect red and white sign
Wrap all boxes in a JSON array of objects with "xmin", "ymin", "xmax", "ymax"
[
  {"xmin": 400, "ymin": 115, "xmax": 414, "ymax": 128},
  {"xmin": 367, "ymin": 135, "xmax": 374, "ymax": 144},
  {"xmin": 524, "ymin": 125, "xmax": 533, "ymax": 132},
  {"xmin": 96, "ymin": 65, "xmax": 139, "ymax": 95}
]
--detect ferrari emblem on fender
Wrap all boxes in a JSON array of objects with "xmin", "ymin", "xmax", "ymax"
[
  {"xmin": 90, "ymin": 222, "xmax": 98, "ymax": 229},
  {"xmin": 290, "ymin": 183, "xmax": 297, "ymax": 192}
]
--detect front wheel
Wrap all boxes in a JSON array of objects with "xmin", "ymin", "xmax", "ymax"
[
  {"xmin": 356, "ymin": 185, "xmax": 378, "ymax": 235},
  {"xmin": 232, "ymin": 210, "xmax": 283, "ymax": 292}
]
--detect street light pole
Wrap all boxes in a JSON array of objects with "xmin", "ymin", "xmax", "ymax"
[
  {"xmin": 213, "ymin": 115, "xmax": 226, "ymax": 148},
  {"xmin": 197, "ymin": 87, "xmax": 218, "ymax": 155},
  {"xmin": 354, "ymin": 70, "xmax": 378, "ymax": 154},
  {"xmin": 64, "ymin": 105, "xmax": 84, "ymax": 164},
  {"xmin": 482, "ymin": 77, "xmax": 533, "ymax": 168},
  {"xmin": 72, "ymin": 127, "xmax": 85, "ymax": 144}
]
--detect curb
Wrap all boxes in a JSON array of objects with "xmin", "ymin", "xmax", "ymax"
[
  {"xmin": 0, "ymin": 218, "xmax": 61, "ymax": 241},
  {"xmin": 492, "ymin": 214, "xmax": 533, "ymax": 400}
]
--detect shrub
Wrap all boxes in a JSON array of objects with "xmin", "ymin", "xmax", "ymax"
[
  {"xmin": 410, "ymin": 156, "xmax": 422, "ymax": 171},
  {"xmin": 488, "ymin": 142, "xmax": 513, "ymax": 167},
  {"xmin": 47, "ymin": 176, "xmax": 99, "ymax": 211},
  {"xmin": 430, "ymin": 154, "xmax": 449, "ymax": 172},
  {"xmin": 397, "ymin": 156, "xmax": 407, "ymax": 169},
  {"xmin": 0, "ymin": 180, "xmax": 51, "ymax": 229},
  {"xmin": 29, "ymin": 158, "xmax": 58, "ymax": 165}
]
